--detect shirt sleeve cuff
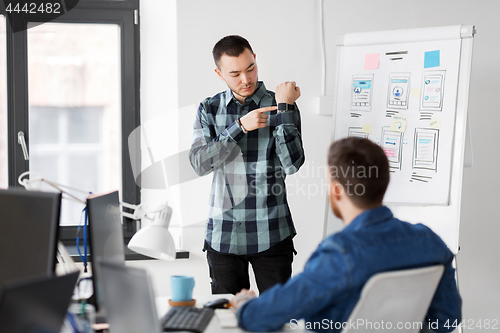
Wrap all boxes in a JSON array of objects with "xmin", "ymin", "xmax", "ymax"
[
  {"xmin": 235, "ymin": 299, "xmax": 254, "ymax": 328},
  {"xmin": 275, "ymin": 110, "xmax": 295, "ymax": 126},
  {"xmin": 225, "ymin": 120, "xmax": 245, "ymax": 142}
]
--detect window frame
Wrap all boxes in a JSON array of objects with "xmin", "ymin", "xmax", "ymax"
[{"xmin": 0, "ymin": 1, "xmax": 141, "ymax": 250}]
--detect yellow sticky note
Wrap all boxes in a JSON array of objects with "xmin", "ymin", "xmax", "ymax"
[
  {"xmin": 390, "ymin": 115, "xmax": 407, "ymax": 133},
  {"xmin": 361, "ymin": 124, "xmax": 372, "ymax": 134},
  {"xmin": 410, "ymin": 88, "xmax": 421, "ymax": 97},
  {"xmin": 430, "ymin": 118, "xmax": 441, "ymax": 129}
]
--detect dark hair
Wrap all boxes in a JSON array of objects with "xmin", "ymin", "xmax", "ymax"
[
  {"xmin": 212, "ymin": 35, "xmax": 254, "ymax": 68},
  {"xmin": 327, "ymin": 138, "xmax": 390, "ymax": 208}
]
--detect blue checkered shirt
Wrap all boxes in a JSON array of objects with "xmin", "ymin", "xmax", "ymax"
[{"xmin": 189, "ymin": 82, "xmax": 305, "ymax": 255}]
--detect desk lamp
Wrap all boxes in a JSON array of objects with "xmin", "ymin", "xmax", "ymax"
[
  {"xmin": 19, "ymin": 172, "xmax": 176, "ymax": 261},
  {"xmin": 121, "ymin": 202, "xmax": 176, "ymax": 261}
]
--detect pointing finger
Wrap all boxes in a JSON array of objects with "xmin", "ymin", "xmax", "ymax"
[{"xmin": 257, "ymin": 106, "xmax": 277, "ymax": 113}]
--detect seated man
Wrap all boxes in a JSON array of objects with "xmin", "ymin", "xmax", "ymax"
[{"xmin": 231, "ymin": 137, "xmax": 461, "ymax": 332}]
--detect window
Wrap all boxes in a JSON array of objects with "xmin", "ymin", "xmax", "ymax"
[
  {"xmin": 1, "ymin": 1, "xmax": 140, "ymax": 245},
  {"xmin": 27, "ymin": 23, "xmax": 121, "ymax": 225}
]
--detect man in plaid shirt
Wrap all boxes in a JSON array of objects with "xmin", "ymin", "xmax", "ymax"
[{"xmin": 189, "ymin": 35, "xmax": 305, "ymax": 294}]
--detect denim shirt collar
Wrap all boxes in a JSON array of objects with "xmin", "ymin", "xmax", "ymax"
[
  {"xmin": 343, "ymin": 206, "xmax": 394, "ymax": 233},
  {"xmin": 225, "ymin": 81, "xmax": 268, "ymax": 107}
]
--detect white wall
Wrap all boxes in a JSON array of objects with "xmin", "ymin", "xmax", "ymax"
[{"xmin": 139, "ymin": 0, "xmax": 500, "ymax": 328}]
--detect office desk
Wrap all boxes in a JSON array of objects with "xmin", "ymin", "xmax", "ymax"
[{"xmin": 156, "ymin": 295, "xmax": 309, "ymax": 333}]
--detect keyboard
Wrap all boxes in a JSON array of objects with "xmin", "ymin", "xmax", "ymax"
[{"xmin": 161, "ymin": 307, "xmax": 215, "ymax": 333}]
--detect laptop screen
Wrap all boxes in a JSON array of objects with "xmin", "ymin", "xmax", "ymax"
[
  {"xmin": 87, "ymin": 190, "xmax": 125, "ymax": 312},
  {"xmin": 98, "ymin": 261, "xmax": 161, "ymax": 333},
  {"xmin": 0, "ymin": 271, "xmax": 79, "ymax": 333}
]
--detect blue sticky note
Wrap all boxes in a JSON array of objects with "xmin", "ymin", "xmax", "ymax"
[{"xmin": 424, "ymin": 50, "xmax": 440, "ymax": 68}]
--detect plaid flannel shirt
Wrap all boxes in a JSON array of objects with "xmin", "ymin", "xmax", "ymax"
[{"xmin": 189, "ymin": 82, "xmax": 305, "ymax": 255}]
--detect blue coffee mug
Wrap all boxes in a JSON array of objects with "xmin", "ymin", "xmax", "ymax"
[{"xmin": 170, "ymin": 276, "xmax": 195, "ymax": 302}]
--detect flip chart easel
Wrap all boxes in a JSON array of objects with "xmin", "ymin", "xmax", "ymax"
[{"xmin": 326, "ymin": 25, "xmax": 475, "ymax": 255}]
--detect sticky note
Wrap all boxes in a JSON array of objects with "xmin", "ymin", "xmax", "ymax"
[
  {"xmin": 410, "ymin": 88, "xmax": 421, "ymax": 97},
  {"xmin": 384, "ymin": 149, "xmax": 396, "ymax": 157},
  {"xmin": 424, "ymin": 50, "xmax": 440, "ymax": 68},
  {"xmin": 390, "ymin": 115, "xmax": 407, "ymax": 133},
  {"xmin": 364, "ymin": 53, "xmax": 379, "ymax": 70},
  {"xmin": 430, "ymin": 118, "xmax": 441, "ymax": 129},
  {"xmin": 361, "ymin": 124, "xmax": 372, "ymax": 134}
]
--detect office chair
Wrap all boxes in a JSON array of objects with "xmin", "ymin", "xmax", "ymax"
[{"xmin": 342, "ymin": 265, "xmax": 444, "ymax": 333}]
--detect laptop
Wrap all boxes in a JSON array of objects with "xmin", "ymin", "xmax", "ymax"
[
  {"xmin": 0, "ymin": 271, "xmax": 79, "ymax": 333},
  {"xmin": 99, "ymin": 261, "xmax": 215, "ymax": 333},
  {"xmin": 98, "ymin": 261, "xmax": 163, "ymax": 333}
]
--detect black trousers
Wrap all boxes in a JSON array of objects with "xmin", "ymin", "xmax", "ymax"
[{"xmin": 205, "ymin": 237, "xmax": 296, "ymax": 295}]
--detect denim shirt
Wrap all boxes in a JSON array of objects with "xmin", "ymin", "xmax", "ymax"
[{"xmin": 237, "ymin": 206, "xmax": 462, "ymax": 332}]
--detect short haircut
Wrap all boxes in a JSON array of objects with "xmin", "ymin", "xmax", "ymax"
[
  {"xmin": 212, "ymin": 35, "xmax": 254, "ymax": 68},
  {"xmin": 327, "ymin": 138, "xmax": 390, "ymax": 208}
]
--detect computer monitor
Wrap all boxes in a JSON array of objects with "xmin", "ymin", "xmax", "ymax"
[
  {"xmin": 0, "ymin": 271, "xmax": 79, "ymax": 333},
  {"xmin": 0, "ymin": 188, "xmax": 62, "ymax": 288},
  {"xmin": 86, "ymin": 190, "xmax": 125, "ymax": 312}
]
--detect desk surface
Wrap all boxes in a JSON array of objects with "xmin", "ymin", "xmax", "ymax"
[{"xmin": 155, "ymin": 295, "xmax": 308, "ymax": 333}]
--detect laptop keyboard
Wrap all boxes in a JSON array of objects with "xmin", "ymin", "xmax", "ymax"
[{"xmin": 161, "ymin": 307, "xmax": 215, "ymax": 333}]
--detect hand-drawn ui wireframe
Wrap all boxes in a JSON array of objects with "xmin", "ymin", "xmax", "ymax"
[
  {"xmin": 381, "ymin": 127, "xmax": 404, "ymax": 171},
  {"xmin": 387, "ymin": 73, "xmax": 411, "ymax": 110},
  {"xmin": 351, "ymin": 74, "xmax": 374, "ymax": 112},
  {"xmin": 348, "ymin": 127, "xmax": 369, "ymax": 139},
  {"xmin": 420, "ymin": 70, "xmax": 446, "ymax": 111},
  {"xmin": 412, "ymin": 128, "xmax": 439, "ymax": 171},
  {"xmin": 386, "ymin": 110, "xmax": 399, "ymax": 118}
]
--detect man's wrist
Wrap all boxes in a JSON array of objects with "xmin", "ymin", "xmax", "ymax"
[
  {"xmin": 277, "ymin": 103, "xmax": 294, "ymax": 113},
  {"xmin": 237, "ymin": 118, "xmax": 248, "ymax": 133},
  {"xmin": 232, "ymin": 294, "xmax": 255, "ymax": 309}
]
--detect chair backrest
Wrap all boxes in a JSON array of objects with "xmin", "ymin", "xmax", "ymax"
[{"xmin": 342, "ymin": 265, "xmax": 444, "ymax": 333}]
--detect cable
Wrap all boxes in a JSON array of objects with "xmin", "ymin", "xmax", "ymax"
[
  {"xmin": 84, "ymin": 207, "xmax": 88, "ymax": 272},
  {"xmin": 76, "ymin": 207, "xmax": 88, "ymax": 273}
]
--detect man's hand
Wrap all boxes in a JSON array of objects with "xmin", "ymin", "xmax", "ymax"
[
  {"xmin": 230, "ymin": 289, "xmax": 257, "ymax": 311},
  {"xmin": 239, "ymin": 106, "xmax": 277, "ymax": 132},
  {"xmin": 275, "ymin": 81, "xmax": 301, "ymax": 105}
]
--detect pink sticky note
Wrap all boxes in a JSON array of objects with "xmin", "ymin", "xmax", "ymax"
[
  {"xmin": 384, "ymin": 149, "xmax": 396, "ymax": 157},
  {"xmin": 364, "ymin": 53, "xmax": 379, "ymax": 70}
]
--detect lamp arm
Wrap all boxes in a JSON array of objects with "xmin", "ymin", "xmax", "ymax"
[
  {"xmin": 42, "ymin": 179, "xmax": 87, "ymax": 204},
  {"xmin": 120, "ymin": 201, "xmax": 139, "ymax": 210},
  {"xmin": 121, "ymin": 211, "xmax": 138, "ymax": 220},
  {"xmin": 18, "ymin": 171, "xmax": 88, "ymax": 205},
  {"xmin": 43, "ymin": 178, "xmax": 90, "ymax": 194},
  {"xmin": 120, "ymin": 201, "xmax": 146, "ymax": 220}
]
